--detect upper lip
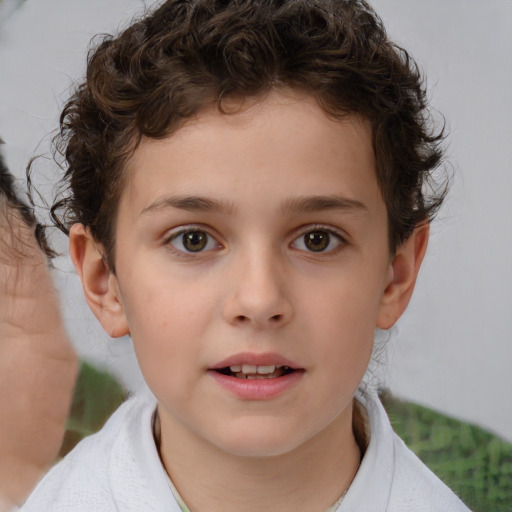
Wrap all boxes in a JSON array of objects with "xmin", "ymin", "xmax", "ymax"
[{"xmin": 210, "ymin": 352, "xmax": 302, "ymax": 370}]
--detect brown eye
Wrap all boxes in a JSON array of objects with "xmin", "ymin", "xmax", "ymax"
[
  {"xmin": 169, "ymin": 229, "xmax": 219, "ymax": 253},
  {"xmin": 304, "ymin": 231, "xmax": 330, "ymax": 252},
  {"xmin": 292, "ymin": 228, "xmax": 344, "ymax": 253},
  {"xmin": 183, "ymin": 231, "xmax": 207, "ymax": 252}
]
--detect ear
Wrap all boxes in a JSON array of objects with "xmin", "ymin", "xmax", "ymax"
[
  {"xmin": 69, "ymin": 224, "xmax": 129, "ymax": 338},
  {"xmin": 376, "ymin": 222, "xmax": 429, "ymax": 330}
]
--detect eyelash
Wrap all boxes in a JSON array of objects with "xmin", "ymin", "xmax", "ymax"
[
  {"xmin": 165, "ymin": 225, "xmax": 222, "ymax": 257},
  {"xmin": 290, "ymin": 225, "xmax": 347, "ymax": 255},
  {"xmin": 164, "ymin": 224, "xmax": 347, "ymax": 256}
]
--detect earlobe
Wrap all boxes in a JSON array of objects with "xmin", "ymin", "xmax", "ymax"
[
  {"xmin": 69, "ymin": 224, "xmax": 129, "ymax": 338},
  {"xmin": 376, "ymin": 223, "xmax": 429, "ymax": 330}
]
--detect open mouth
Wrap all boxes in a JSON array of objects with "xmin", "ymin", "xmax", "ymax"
[{"xmin": 215, "ymin": 364, "xmax": 296, "ymax": 380}]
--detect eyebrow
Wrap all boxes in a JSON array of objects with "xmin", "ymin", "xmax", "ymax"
[
  {"xmin": 278, "ymin": 195, "xmax": 369, "ymax": 215},
  {"xmin": 140, "ymin": 195, "xmax": 237, "ymax": 216}
]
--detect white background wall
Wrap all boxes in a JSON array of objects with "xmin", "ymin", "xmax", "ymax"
[{"xmin": 1, "ymin": 0, "xmax": 511, "ymax": 442}]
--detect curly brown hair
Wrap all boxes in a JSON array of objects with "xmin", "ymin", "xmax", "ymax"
[{"xmin": 51, "ymin": 0, "xmax": 446, "ymax": 270}]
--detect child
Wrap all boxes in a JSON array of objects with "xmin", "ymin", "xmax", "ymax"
[
  {"xmin": 0, "ymin": 147, "xmax": 77, "ymax": 510},
  {"xmin": 22, "ymin": 0, "xmax": 470, "ymax": 510}
]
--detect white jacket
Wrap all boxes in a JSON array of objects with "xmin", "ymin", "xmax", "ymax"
[{"xmin": 21, "ymin": 392, "xmax": 471, "ymax": 511}]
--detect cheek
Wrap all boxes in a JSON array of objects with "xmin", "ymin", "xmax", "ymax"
[
  {"xmin": 124, "ymin": 268, "xmax": 213, "ymax": 326},
  {"xmin": 120, "ymin": 276, "xmax": 218, "ymax": 367},
  {"xmin": 303, "ymin": 276, "xmax": 382, "ymax": 372},
  {"xmin": 307, "ymin": 273, "xmax": 384, "ymax": 332}
]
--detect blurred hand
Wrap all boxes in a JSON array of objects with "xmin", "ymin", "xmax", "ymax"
[{"xmin": 0, "ymin": 166, "xmax": 77, "ymax": 508}]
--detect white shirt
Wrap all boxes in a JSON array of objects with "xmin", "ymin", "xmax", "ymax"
[{"xmin": 21, "ymin": 392, "xmax": 471, "ymax": 511}]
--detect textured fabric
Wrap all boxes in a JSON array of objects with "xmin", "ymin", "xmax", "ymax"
[
  {"xmin": 21, "ymin": 395, "xmax": 179, "ymax": 512},
  {"xmin": 165, "ymin": 468, "xmax": 346, "ymax": 512},
  {"xmin": 21, "ymin": 392, "xmax": 471, "ymax": 512},
  {"xmin": 338, "ymin": 392, "xmax": 471, "ymax": 512}
]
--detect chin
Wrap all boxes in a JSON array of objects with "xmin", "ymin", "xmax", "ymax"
[{"xmin": 208, "ymin": 422, "xmax": 310, "ymax": 459}]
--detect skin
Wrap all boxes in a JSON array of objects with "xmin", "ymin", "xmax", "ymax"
[
  {"xmin": 71, "ymin": 91, "xmax": 428, "ymax": 512},
  {"xmin": 0, "ymin": 199, "xmax": 77, "ymax": 508}
]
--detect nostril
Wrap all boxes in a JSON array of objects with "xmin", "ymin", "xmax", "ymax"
[{"xmin": 230, "ymin": 312, "xmax": 289, "ymax": 326}]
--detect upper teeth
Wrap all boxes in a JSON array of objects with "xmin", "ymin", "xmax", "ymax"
[{"xmin": 230, "ymin": 364, "xmax": 281, "ymax": 374}]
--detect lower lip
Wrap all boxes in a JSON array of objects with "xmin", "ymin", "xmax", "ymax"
[{"xmin": 208, "ymin": 370, "xmax": 304, "ymax": 400}]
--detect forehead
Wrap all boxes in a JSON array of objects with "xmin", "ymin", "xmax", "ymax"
[{"xmin": 120, "ymin": 91, "xmax": 381, "ymax": 220}]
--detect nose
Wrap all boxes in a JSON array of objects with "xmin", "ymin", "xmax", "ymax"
[{"xmin": 222, "ymin": 247, "xmax": 294, "ymax": 329}]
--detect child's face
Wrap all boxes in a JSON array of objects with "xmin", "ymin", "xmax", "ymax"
[{"xmin": 78, "ymin": 91, "xmax": 417, "ymax": 458}]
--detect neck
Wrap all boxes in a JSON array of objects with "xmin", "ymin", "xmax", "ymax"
[{"xmin": 157, "ymin": 401, "xmax": 362, "ymax": 512}]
